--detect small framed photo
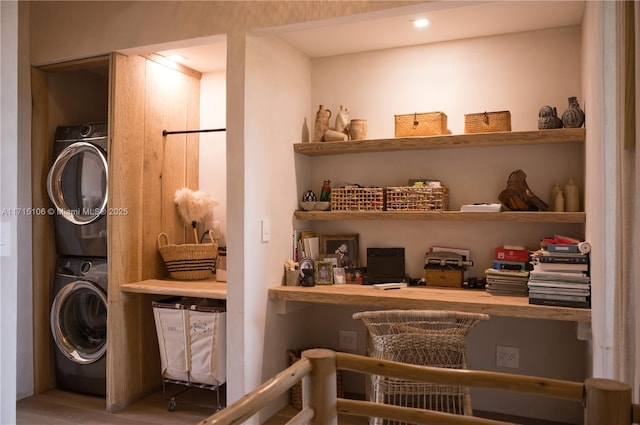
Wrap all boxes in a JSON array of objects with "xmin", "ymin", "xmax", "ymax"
[
  {"xmin": 323, "ymin": 254, "xmax": 341, "ymax": 267},
  {"xmin": 314, "ymin": 261, "xmax": 334, "ymax": 285},
  {"xmin": 320, "ymin": 234, "xmax": 360, "ymax": 268},
  {"xmin": 346, "ymin": 267, "xmax": 366, "ymax": 284},
  {"xmin": 333, "ymin": 267, "xmax": 346, "ymax": 284}
]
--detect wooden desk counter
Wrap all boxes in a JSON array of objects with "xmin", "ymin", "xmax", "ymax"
[
  {"xmin": 121, "ymin": 278, "xmax": 226, "ymax": 299},
  {"xmin": 268, "ymin": 284, "xmax": 591, "ymax": 322}
]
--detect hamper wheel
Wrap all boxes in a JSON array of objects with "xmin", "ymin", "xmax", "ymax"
[{"xmin": 168, "ymin": 398, "xmax": 177, "ymax": 412}]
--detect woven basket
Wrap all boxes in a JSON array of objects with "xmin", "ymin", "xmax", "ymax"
[
  {"xmin": 157, "ymin": 230, "xmax": 218, "ymax": 280},
  {"xmin": 395, "ymin": 112, "xmax": 448, "ymax": 137},
  {"xmin": 425, "ymin": 268, "xmax": 464, "ymax": 288},
  {"xmin": 386, "ymin": 186, "xmax": 449, "ymax": 211},
  {"xmin": 331, "ymin": 186, "xmax": 384, "ymax": 211},
  {"xmin": 288, "ymin": 349, "xmax": 344, "ymax": 410},
  {"xmin": 464, "ymin": 111, "xmax": 511, "ymax": 133}
]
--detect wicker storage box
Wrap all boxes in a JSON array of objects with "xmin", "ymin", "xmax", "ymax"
[
  {"xmin": 331, "ymin": 186, "xmax": 384, "ymax": 211},
  {"xmin": 386, "ymin": 186, "xmax": 449, "ymax": 211},
  {"xmin": 464, "ymin": 111, "xmax": 511, "ymax": 133},
  {"xmin": 394, "ymin": 112, "xmax": 448, "ymax": 137},
  {"xmin": 157, "ymin": 232, "xmax": 218, "ymax": 280},
  {"xmin": 153, "ymin": 297, "xmax": 226, "ymax": 386},
  {"xmin": 425, "ymin": 268, "xmax": 464, "ymax": 288},
  {"xmin": 288, "ymin": 349, "xmax": 344, "ymax": 410}
]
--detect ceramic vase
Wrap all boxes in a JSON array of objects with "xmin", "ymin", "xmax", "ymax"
[
  {"xmin": 561, "ymin": 97, "xmax": 585, "ymax": 128},
  {"xmin": 538, "ymin": 106, "xmax": 563, "ymax": 129},
  {"xmin": 314, "ymin": 105, "xmax": 332, "ymax": 142},
  {"xmin": 348, "ymin": 119, "xmax": 367, "ymax": 140},
  {"xmin": 334, "ymin": 105, "xmax": 349, "ymax": 133}
]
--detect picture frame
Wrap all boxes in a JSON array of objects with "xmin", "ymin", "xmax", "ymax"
[
  {"xmin": 314, "ymin": 260, "xmax": 334, "ymax": 285},
  {"xmin": 320, "ymin": 234, "xmax": 360, "ymax": 268},
  {"xmin": 323, "ymin": 254, "xmax": 341, "ymax": 267},
  {"xmin": 333, "ymin": 267, "xmax": 346, "ymax": 284}
]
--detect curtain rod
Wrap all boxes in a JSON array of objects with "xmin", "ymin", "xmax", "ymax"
[{"xmin": 162, "ymin": 128, "xmax": 226, "ymax": 136}]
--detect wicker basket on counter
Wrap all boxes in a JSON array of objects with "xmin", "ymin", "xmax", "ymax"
[
  {"xmin": 464, "ymin": 111, "xmax": 511, "ymax": 133},
  {"xmin": 331, "ymin": 186, "xmax": 384, "ymax": 211},
  {"xmin": 394, "ymin": 112, "xmax": 448, "ymax": 137},
  {"xmin": 386, "ymin": 185, "xmax": 449, "ymax": 211},
  {"xmin": 157, "ymin": 230, "xmax": 218, "ymax": 280}
]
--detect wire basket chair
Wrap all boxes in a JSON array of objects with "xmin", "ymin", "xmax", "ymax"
[{"xmin": 353, "ymin": 309, "xmax": 489, "ymax": 425}]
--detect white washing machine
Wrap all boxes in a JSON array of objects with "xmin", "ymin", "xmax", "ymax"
[
  {"xmin": 47, "ymin": 122, "xmax": 108, "ymax": 258},
  {"xmin": 51, "ymin": 256, "xmax": 107, "ymax": 396}
]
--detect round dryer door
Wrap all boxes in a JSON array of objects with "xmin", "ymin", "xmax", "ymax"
[
  {"xmin": 50, "ymin": 280, "xmax": 107, "ymax": 364},
  {"xmin": 47, "ymin": 141, "xmax": 108, "ymax": 225}
]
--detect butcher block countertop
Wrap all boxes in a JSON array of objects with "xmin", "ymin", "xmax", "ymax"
[
  {"xmin": 268, "ymin": 284, "xmax": 591, "ymax": 322},
  {"xmin": 121, "ymin": 278, "xmax": 226, "ymax": 299}
]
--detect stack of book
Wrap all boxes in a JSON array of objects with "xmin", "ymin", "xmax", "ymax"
[
  {"xmin": 485, "ymin": 246, "xmax": 531, "ymax": 296},
  {"xmin": 528, "ymin": 242, "xmax": 590, "ymax": 308}
]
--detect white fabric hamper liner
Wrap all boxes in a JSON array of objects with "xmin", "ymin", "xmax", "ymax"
[{"xmin": 153, "ymin": 297, "xmax": 226, "ymax": 386}]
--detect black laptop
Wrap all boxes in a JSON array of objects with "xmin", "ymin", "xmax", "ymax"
[{"xmin": 364, "ymin": 247, "xmax": 406, "ymax": 284}]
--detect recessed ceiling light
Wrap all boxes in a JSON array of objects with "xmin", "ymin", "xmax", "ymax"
[{"xmin": 413, "ymin": 18, "xmax": 430, "ymax": 29}]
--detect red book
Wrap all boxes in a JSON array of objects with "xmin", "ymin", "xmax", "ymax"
[{"xmin": 495, "ymin": 247, "xmax": 530, "ymax": 262}]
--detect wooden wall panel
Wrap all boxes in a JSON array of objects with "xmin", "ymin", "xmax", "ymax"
[
  {"xmin": 108, "ymin": 52, "xmax": 147, "ymax": 410},
  {"xmin": 108, "ymin": 53, "xmax": 201, "ymax": 411},
  {"xmin": 30, "ymin": 67, "xmax": 56, "ymax": 394}
]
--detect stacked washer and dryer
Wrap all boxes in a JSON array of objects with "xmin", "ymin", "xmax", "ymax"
[{"xmin": 47, "ymin": 123, "xmax": 109, "ymax": 397}]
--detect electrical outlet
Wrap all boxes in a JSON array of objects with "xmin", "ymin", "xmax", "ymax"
[
  {"xmin": 496, "ymin": 345, "xmax": 519, "ymax": 368},
  {"xmin": 339, "ymin": 330, "xmax": 358, "ymax": 351}
]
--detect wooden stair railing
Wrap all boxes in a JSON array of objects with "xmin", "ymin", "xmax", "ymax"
[{"xmin": 199, "ymin": 348, "xmax": 639, "ymax": 425}]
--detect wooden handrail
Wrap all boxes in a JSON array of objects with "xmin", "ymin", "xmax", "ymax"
[
  {"xmin": 198, "ymin": 356, "xmax": 312, "ymax": 425},
  {"xmin": 200, "ymin": 348, "xmax": 638, "ymax": 425},
  {"xmin": 337, "ymin": 352, "xmax": 585, "ymax": 401}
]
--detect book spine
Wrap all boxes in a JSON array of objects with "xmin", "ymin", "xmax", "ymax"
[
  {"xmin": 529, "ymin": 292, "xmax": 589, "ymax": 302},
  {"xmin": 538, "ymin": 255, "xmax": 588, "ymax": 264},
  {"xmin": 528, "ymin": 297, "xmax": 590, "ymax": 309},
  {"xmin": 547, "ymin": 243, "xmax": 580, "ymax": 253},
  {"xmin": 495, "ymin": 247, "xmax": 530, "ymax": 262},
  {"xmin": 493, "ymin": 260, "xmax": 528, "ymax": 271}
]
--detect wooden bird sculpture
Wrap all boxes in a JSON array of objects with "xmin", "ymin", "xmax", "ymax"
[{"xmin": 498, "ymin": 169, "xmax": 549, "ymax": 211}]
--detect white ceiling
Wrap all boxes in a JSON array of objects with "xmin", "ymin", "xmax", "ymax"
[{"xmin": 155, "ymin": 1, "xmax": 584, "ymax": 74}]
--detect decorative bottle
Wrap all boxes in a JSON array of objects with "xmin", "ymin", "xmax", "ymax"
[
  {"xmin": 334, "ymin": 105, "xmax": 349, "ymax": 133},
  {"xmin": 564, "ymin": 177, "xmax": 580, "ymax": 212},
  {"xmin": 561, "ymin": 97, "xmax": 585, "ymax": 128},
  {"xmin": 320, "ymin": 180, "xmax": 331, "ymax": 202},
  {"xmin": 553, "ymin": 190, "xmax": 565, "ymax": 212},
  {"xmin": 313, "ymin": 105, "xmax": 332, "ymax": 143},
  {"xmin": 549, "ymin": 182, "xmax": 562, "ymax": 208}
]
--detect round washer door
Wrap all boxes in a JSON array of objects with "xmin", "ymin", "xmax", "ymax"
[
  {"xmin": 50, "ymin": 280, "xmax": 107, "ymax": 364},
  {"xmin": 47, "ymin": 141, "xmax": 108, "ymax": 225}
]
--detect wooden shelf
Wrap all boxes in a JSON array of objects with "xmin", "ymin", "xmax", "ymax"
[
  {"xmin": 294, "ymin": 210, "xmax": 586, "ymax": 223},
  {"xmin": 294, "ymin": 128, "xmax": 585, "ymax": 156},
  {"xmin": 268, "ymin": 285, "xmax": 591, "ymax": 322},
  {"xmin": 121, "ymin": 278, "xmax": 227, "ymax": 299}
]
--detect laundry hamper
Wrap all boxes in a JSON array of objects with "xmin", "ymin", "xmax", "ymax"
[{"xmin": 153, "ymin": 297, "xmax": 226, "ymax": 411}]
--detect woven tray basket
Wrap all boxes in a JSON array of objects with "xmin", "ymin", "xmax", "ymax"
[
  {"xmin": 386, "ymin": 186, "xmax": 449, "ymax": 211},
  {"xmin": 464, "ymin": 111, "xmax": 511, "ymax": 133},
  {"xmin": 157, "ymin": 230, "xmax": 218, "ymax": 280},
  {"xmin": 395, "ymin": 112, "xmax": 448, "ymax": 137},
  {"xmin": 288, "ymin": 349, "xmax": 344, "ymax": 410},
  {"xmin": 331, "ymin": 186, "xmax": 384, "ymax": 211}
]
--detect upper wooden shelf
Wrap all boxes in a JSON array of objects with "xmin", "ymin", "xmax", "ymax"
[
  {"xmin": 268, "ymin": 284, "xmax": 591, "ymax": 322},
  {"xmin": 121, "ymin": 278, "xmax": 226, "ymax": 299},
  {"xmin": 293, "ymin": 128, "xmax": 585, "ymax": 156},
  {"xmin": 294, "ymin": 210, "xmax": 586, "ymax": 223}
]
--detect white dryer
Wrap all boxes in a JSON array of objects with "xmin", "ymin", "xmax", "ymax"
[{"xmin": 47, "ymin": 123, "xmax": 108, "ymax": 257}]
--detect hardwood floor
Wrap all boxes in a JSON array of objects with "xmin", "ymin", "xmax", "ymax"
[{"xmin": 17, "ymin": 387, "xmax": 574, "ymax": 425}]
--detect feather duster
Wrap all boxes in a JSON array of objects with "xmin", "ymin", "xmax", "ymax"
[{"xmin": 174, "ymin": 188, "xmax": 219, "ymax": 244}]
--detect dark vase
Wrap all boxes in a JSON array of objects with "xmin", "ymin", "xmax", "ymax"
[
  {"xmin": 538, "ymin": 105, "xmax": 563, "ymax": 129},
  {"xmin": 561, "ymin": 97, "xmax": 585, "ymax": 128}
]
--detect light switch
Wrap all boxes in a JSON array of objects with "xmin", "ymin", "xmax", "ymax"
[{"xmin": 261, "ymin": 218, "xmax": 270, "ymax": 242}]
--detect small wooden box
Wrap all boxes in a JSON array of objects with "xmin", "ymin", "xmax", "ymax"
[
  {"xmin": 425, "ymin": 268, "xmax": 463, "ymax": 288},
  {"xmin": 464, "ymin": 110, "xmax": 511, "ymax": 133},
  {"xmin": 395, "ymin": 112, "xmax": 448, "ymax": 137}
]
